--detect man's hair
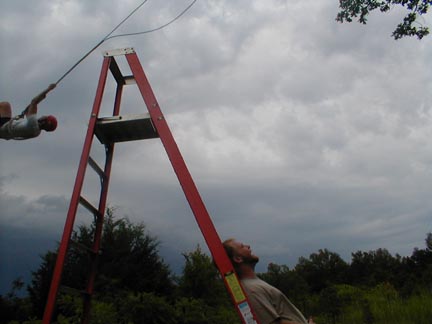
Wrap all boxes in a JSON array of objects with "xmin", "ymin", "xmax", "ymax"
[{"xmin": 222, "ymin": 238, "xmax": 236, "ymax": 261}]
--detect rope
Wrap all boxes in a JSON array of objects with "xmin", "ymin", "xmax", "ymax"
[
  {"xmin": 18, "ymin": 0, "xmax": 198, "ymax": 118},
  {"xmin": 55, "ymin": 0, "xmax": 197, "ymax": 85},
  {"xmin": 54, "ymin": 0, "xmax": 150, "ymax": 85},
  {"xmin": 105, "ymin": 0, "xmax": 197, "ymax": 41}
]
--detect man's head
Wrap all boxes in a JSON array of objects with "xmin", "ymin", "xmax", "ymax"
[
  {"xmin": 38, "ymin": 115, "xmax": 57, "ymax": 132},
  {"xmin": 223, "ymin": 239, "xmax": 259, "ymax": 273}
]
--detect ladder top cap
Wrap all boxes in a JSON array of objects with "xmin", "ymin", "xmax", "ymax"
[{"xmin": 103, "ymin": 47, "xmax": 135, "ymax": 57}]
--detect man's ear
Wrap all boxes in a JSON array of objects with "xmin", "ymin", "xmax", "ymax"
[{"xmin": 233, "ymin": 255, "xmax": 243, "ymax": 264}]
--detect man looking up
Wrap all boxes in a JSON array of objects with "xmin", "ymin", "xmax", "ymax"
[{"xmin": 223, "ymin": 239, "xmax": 312, "ymax": 324}]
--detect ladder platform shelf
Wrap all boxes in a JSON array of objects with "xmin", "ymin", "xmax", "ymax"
[{"xmin": 95, "ymin": 113, "xmax": 158, "ymax": 144}]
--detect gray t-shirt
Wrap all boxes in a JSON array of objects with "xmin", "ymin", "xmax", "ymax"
[
  {"xmin": 241, "ymin": 277, "xmax": 308, "ymax": 324},
  {"xmin": 0, "ymin": 114, "xmax": 41, "ymax": 140}
]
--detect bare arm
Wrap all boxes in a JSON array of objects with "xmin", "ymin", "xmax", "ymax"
[{"xmin": 25, "ymin": 84, "xmax": 56, "ymax": 116}]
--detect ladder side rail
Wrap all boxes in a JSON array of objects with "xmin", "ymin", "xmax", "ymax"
[
  {"xmin": 43, "ymin": 56, "xmax": 113, "ymax": 324},
  {"xmin": 81, "ymin": 144, "xmax": 115, "ymax": 324},
  {"xmin": 126, "ymin": 52, "xmax": 259, "ymax": 324},
  {"xmin": 81, "ymin": 81, "xmax": 124, "ymax": 324},
  {"xmin": 112, "ymin": 78, "xmax": 124, "ymax": 116},
  {"xmin": 84, "ymin": 148, "xmax": 115, "ymax": 295}
]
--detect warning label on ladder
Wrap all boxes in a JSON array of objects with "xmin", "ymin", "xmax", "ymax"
[
  {"xmin": 238, "ymin": 301, "xmax": 257, "ymax": 324},
  {"xmin": 225, "ymin": 272, "xmax": 246, "ymax": 303}
]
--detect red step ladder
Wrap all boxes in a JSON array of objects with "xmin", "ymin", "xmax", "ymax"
[{"xmin": 42, "ymin": 48, "xmax": 259, "ymax": 324}]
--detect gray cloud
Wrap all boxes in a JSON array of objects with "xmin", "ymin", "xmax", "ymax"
[{"xmin": 1, "ymin": 0, "xmax": 431, "ymax": 293}]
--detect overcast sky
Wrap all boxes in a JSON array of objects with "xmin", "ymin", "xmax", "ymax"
[{"xmin": 1, "ymin": 0, "xmax": 431, "ymax": 294}]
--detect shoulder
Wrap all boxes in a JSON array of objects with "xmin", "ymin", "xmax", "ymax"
[
  {"xmin": 26, "ymin": 114, "xmax": 38, "ymax": 122},
  {"xmin": 242, "ymin": 278, "xmax": 281, "ymax": 295},
  {"xmin": 242, "ymin": 277, "xmax": 270, "ymax": 287}
]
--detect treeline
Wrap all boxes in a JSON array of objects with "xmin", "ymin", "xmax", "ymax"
[
  {"xmin": 260, "ymin": 243, "xmax": 432, "ymax": 323},
  {"xmin": 1, "ymin": 209, "xmax": 431, "ymax": 324}
]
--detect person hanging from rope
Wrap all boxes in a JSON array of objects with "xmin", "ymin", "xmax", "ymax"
[{"xmin": 0, "ymin": 84, "xmax": 57, "ymax": 140}]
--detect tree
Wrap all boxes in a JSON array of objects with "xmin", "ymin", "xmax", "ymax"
[
  {"xmin": 0, "ymin": 277, "xmax": 32, "ymax": 324},
  {"xmin": 27, "ymin": 252, "xmax": 57, "ymax": 317},
  {"xmin": 426, "ymin": 232, "xmax": 432, "ymax": 251},
  {"xmin": 27, "ymin": 207, "xmax": 174, "ymax": 320},
  {"xmin": 336, "ymin": 0, "xmax": 431, "ymax": 39},
  {"xmin": 318, "ymin": 286, "xmax": 342, "ymax": 324},
  {"xmin": 176, "ymin": 246, "xmax": 240, "ymax": 324},
  {"xmin": 94, "ymin": 209, "xmax": 174, "ymax": 296},
  {"xmin": 403, "ymin": 245, "xmax": 432, "ymax": 293},
  {"xmin": 349, "ymin": 248, "xmax": 401, "ymax": 287},
  {"xmin": 295, "ymin": 249, "xmax": 349, "ymax": 293},
  {"xmin": 117, "ymin": 292, "xmax": 177, "ymax": 324},
  {"xmin": 178, "ymin": 246, "xmax": 234, "ymax": 306}
]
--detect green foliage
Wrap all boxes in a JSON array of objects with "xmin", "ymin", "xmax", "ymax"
[
  {"xmin": 319, "ymin": 286, "xmax": 343, "ymax": 324},
  {"xmin": 53, "ymin": 291, "xmax": 178, "ymax": 324},
  {"xmin": 55, "ymin": 294, "xmax": 82, "ymax": 324},
  {"xmin": 362, "ymin": 284, "xmax": 432, "ymax": 324},
  {"xmin": 349, "ymin": 248, "xmax": 401, "ymax": 287},
  {"xmin": 5, "ymin": 212, "xmax": 432, "ymax": 323},
  {"xmin": 89, "ymin": 301, "xmax": 117, "ymax": 324},
  {"xmin": 174, "ymin": 298, "xmax": 208, "ymax": 324},
  {"xmin": 27, "ymin": 252, "xmax": 57, "ymax": 317},
  {"xmin": 0, "ymin": 278, "xmax": 33, "ymax": 323},
  {"xmin": 177, "ymin": 245, "xmax": 229, "ymax": 306},
  {"xmin": 6, "ymin": 320, "xmax": 41, "ymax": 324},
  {"xmin": 336, "ymin": 0, "xmax": 431, "ymax": 39},
  {"xmin": 311, "ymin": 283, "xmax": 432, "ymax": 324},
  {"xmin": 426, "ymin": 232, "xmax": 432, "ymax": 251},
  {"xmin": 258, "ymin": 235, "xmax": 432, "ymax": 323},
  {"xmin": 93, "ymin": 208, "xmax": 174, "ymax": 296},
  {"xmin": 176, "ymin": 246, "xmax": 239, "ymax": 323},
  {"xmin": 295, "ymin": 249, "xmax": 349, "ymax": 292},
  {"xmin": 400, "ymin": 247, "xmax": 432, "ymax": 295},
  {"xmin": 26, "ymin": 207, "xmax": 174, "ymax": 322},
  {"xmin": 174, "ymin": 297, "xmax": 240, "ymax": 324},
  {"xmin": 117, "ymin": 292, "xmax": 177, "ymax": 324}
]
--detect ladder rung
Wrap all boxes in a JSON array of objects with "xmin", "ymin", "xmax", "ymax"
[
  {"xmin": 88, "ymin": 156, "xmax": 106, "ymax": 181},
  {"xmin": 104, "ymin": 47, "xmax": 135, "ymax": 57},
  {"xmin": 79, "ymin": 196, "xmax": 102, "ymax": 219},
  {"xmin": 123, "ymin": 75, "xmax": 136, "ymax": 85}
]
